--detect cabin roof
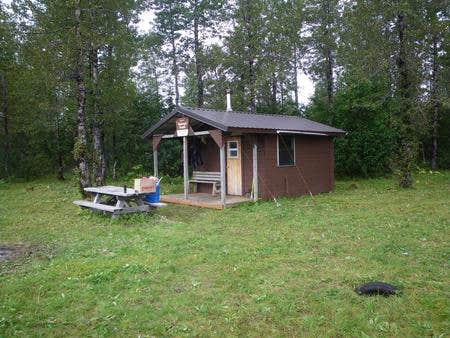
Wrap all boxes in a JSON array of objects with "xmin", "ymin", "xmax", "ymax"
[{"xmin": 143, "ymin": 106, "xmax": 345, "ymax": 138}]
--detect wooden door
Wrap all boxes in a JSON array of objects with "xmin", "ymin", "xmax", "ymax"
[{"xmin": 226, "ymin": 137, "xmax": 242, "ymax": 195}]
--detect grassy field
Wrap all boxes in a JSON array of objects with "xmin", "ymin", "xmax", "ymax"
[{"xmin": 0, "ymin": 172, "xmax": 449, "ymax": 337}]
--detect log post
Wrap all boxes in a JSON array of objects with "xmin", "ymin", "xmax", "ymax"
[
  {"xmin": 183, "ymin": 136, "xmax": 189, "ymax": 199},
  {"xmin": 152, "ymin": 135, "xmax": 162, "ymax": 178},
  {"xmin": 252, "ymin": 141, "xmax": 258, "ymax": 201},
  {"xmin": 220, "ymin": 144, "xmax": 226, "ymax": 206},
  {"xmin": 153, "ymin": 149, "xmax": 158, "ymax": 177}
]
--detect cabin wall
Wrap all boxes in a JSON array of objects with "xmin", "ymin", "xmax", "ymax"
[
  {"xmin": 241, "ymin": 135, "xmax": 256, "ymax": 197},
  {"xmin": 188, "ymin": 133, "xmax": 334, "ymax": 199},
  {"xmin": 194, "ymin": 137, "xmax": 220, "ymax": 193},
  {"xmin": 254, "ymin": 134, "xmax": 334, "ymax": 200}
]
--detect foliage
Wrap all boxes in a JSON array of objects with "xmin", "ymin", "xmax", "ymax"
[
  {"xmin": 0, "ymin": 173, "xmax": 449, "ymax": 335},
  {"xmin": 425, "ymin": 104, "xmax": 450, "ymax": 168},
  {"xmin": 307, "ymin": 78, "xmax": 395, "ymax": 177},
  {"xmin": 0, "ymin": 0, "xmax": 448, "ymax": 185}
]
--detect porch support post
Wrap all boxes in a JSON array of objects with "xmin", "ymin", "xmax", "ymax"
[
  {"xmin": 252, "ymin": 141, "xmax": 258, "ymax": 201},
  {"xmin": 153, "ymin": 149, "xmax": 158, "ymax": 177},
  {"xmin": 152, "ymin": 135, "xmax": 162, "ymax": 178},
  {"xmin": 183, "ymin": 136, "xmax": 189, "ymax": 199},
  {"xmin": 220, "ymin": 144, "xmax": 226, "ymax": 206}
]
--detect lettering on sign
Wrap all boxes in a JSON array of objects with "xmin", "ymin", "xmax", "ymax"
[{"xmin": 176, "ymin": 117, "xmax": 189, "ymax": 137}]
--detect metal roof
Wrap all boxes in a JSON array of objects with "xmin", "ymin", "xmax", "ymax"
[{"xmin": 143, "ymin": 106, "xmax": 345, "ymax": 138}]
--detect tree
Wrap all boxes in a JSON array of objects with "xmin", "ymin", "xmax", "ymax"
[
  {"xmin": 73, "ymin": 0, "xmax": 91, "ymax": 192},
  {"xmin": 227, "ymin": 0, "xmax": 266, "ymax": 112},
  {"xmin": 184, "ymin": 0, "xmax": 227, "ymax": 107},
  {"xmin": 304, "ymin": 0, "xmax": 340, "ymax": 116},
  {"xmin": 0, "ymin": 4, "xmax": 16, "ymax": 177},
  {"xmin": 422, "ymin": 0, "xmax": 447, "ymax": 169},
  {"xmin": 391, "ymin": 2, "xmax": 426, "ymax": 188},
  {"xmin": 152, "ymin": 0, "xmax": 186, "ymax": 106},
  {"xmin": 307, "ymin": 77, "xmax": 395, "ymax": 177},
  {"xmin": 334, "ymin": 0, "xmax": 443, "ymax": 182}
]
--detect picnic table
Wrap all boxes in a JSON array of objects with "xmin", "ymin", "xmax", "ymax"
[{"xmin": 74, "ymin": 185, "xmax": 165, "ymax": 217}]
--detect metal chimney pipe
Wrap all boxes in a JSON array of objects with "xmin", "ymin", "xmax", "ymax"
[{"xmin": 226, "ymin": 89, "xmax": 232, "ymax": 111}]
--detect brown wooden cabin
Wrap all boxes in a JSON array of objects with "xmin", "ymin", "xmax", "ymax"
[{"xmin": 143, "ymin": 105, "xmax": 345, "ymax": 209}]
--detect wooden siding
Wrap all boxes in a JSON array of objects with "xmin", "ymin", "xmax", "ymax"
[
  {"xmin": 190, "ymin": 134, "xmax": 334, "ymax": 199},
  {"xmin": 255, "ymin": 134, "xmax": 334, "ymax": 200},
  {"xmin": 241, "ymin": 135, "xmax": 255, "ymax": 197}
]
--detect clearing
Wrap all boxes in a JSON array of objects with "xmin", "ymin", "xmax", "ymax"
[{"xmin": 0, "ymin": 172, "xmax": 449, "ymax": 336}]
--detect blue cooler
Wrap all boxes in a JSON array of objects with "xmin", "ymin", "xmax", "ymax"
[{"xmin": 145, "ymin": 183, "xmax": 160, "ymax": 203}]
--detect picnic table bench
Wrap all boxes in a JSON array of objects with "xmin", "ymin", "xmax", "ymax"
[{"xmin": 74, "ymin": 185, "xmax": 165, "ymax": 217}]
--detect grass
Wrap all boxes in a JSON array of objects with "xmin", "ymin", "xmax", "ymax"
[{"xmin": 0, "ymin": 171, "xmax": 449, "ymax": 337}]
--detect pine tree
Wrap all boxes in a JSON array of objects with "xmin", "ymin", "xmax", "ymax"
[
  {"xmin": 184, "ymin": 0, "xmax": 227, "ymax": 107},
  {"xmin": 227, "ymin": 0, "xmax": 265, "ymax": 112},
  {"xmin": 152, "ymin": 0, "xmax": 187, "ymax": 106},
  {"xmin": 304, "ymin": 0, "xmax": 340, "ymax": 115}
]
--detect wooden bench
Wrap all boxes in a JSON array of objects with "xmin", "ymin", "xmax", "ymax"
[
  {"xmin": 189, "ymin": 171, "xmax": 221, "ymax": 195},
  {"xmin": 74, "ymin": 199, "xmax": 151, "ymax": 215},
  {"xmin": 74, "ymin": 200, "xmax": 118, "ymax": 213}
]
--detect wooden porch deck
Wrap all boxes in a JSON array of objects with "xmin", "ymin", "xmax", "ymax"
[{"xmin": 160, "ymin": 193, "xmax": 250, "ymax": 210}]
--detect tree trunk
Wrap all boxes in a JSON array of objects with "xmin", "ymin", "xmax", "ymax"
[
  {"xmin": 249, "ymin": 59, "xmax": 256, "ymax": 112},
  {"xmin": 90, "ymin": 45, "xmax": 106, "ymax": 186},
  {"xmin": 293, "ymin": 46, "xmax": 299, "ymax": 110},
  {"xmin": 55, "ymin": 98, "xmax": 64, "ymax": 180},
  {"xmin": 395, "ymin": 12, "xmax": 414, "ymax": 188},
  {"xmin": 193, "ymin": 12, "xmax": 204, "ymax": 107},
  {"xmin": 271, "ymin": 73, "xmax": 277, "ymax": 106},
  {"xmin": 0, "ymin": 73, "xmax": 9, "ymax": 177},
  {"xmin": 112, "ymin": 132, "xmax": 118, "ymax": 180},
  {"xmin": 170, "ymin": 31, "xmax": 180, "ymax": 106},
  {"xmin": 325, "ymin": 46, "xmax": 334, "ymax": 111},
  {"xmin": 430, "ymin": 35, "xmax": 439, "ymax": 170},
  {"xmin": 74, "ymin": 0, "xmax": 91, "ymax": 194},
  {"xmin": 153, "ymin": 63, "xmax": 160, "ymax": 95},
  {"xmin": 322, "ymin": 1, "xmax": 334, "ymax": 115}
]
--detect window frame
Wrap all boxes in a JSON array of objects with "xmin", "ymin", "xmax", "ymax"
[
  {"xmin": 227, "ymin": 140, "xmax": 239, "ymax": 159},
  {"xmin": 277, "ymin": 134, "xmax": 296, "ymax": 167}
]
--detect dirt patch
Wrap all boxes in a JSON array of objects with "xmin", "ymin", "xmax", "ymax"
[
  {"xmin": 0, "ymin": 243, "xmax": 34, "ymax": 263},
  {"xmin": 347, "ymin": 183, "xmax": 359, "ymax": 190}
]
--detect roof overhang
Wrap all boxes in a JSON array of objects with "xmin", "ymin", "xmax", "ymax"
[
  {"xmin": 142, "ymin": 106, "xmax": 346, "ymax": 139},
  {"xmin": 277, "ymin": 130, "xmax": 328, "ymax": 136},
  {"xmin": 276, "ymin": 130, "xmax": 346, "ymax": 137},
  {"xmin": 142, "ymin": 106, "xmax": 228, "ymax": 139}
]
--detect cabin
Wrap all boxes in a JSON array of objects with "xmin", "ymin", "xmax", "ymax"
[{"xmin": 143, "ymin": 97, "xmax": 345, "ymax": 209}]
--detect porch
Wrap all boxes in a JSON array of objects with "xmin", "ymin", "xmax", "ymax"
[
  {"xmin": 160, "ymin": 193, "xmax": 250, "ymax": 210},
  {"xmin": 147, "ymin": 108, "xmax": 260, "ymax": 209}
]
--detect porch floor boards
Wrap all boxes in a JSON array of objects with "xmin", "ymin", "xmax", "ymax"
[{"xmin": 160, "ymin": 193, "xmax": 250, "ymax": 210}]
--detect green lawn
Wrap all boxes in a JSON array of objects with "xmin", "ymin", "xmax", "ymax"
[{"xmin": 0, "ymin": 172, "xmax": 449, "ymax": 336}]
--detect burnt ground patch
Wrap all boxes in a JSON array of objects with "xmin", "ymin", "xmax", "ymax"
[{"xmin": 0, "ymin": 243, "xmax": 35, "ymax": 263}]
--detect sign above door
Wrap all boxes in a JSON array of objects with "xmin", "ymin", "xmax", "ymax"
[{"xmin": 176, "ymin": 117, "xmax": 189, "ymax": 137}]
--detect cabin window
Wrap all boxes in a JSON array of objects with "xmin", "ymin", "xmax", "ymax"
[
  {"xmin": 277, "ymin": 134, "xmax": 295, "ymax": 166},
  {"xmin": 227, "ymin": 141, "xmax": 238, "ymax": 158}
]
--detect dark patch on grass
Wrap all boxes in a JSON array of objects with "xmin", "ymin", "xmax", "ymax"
[
  {"xmin": 347, "ymin": 182, "xmax": 359, "ymax": 190},
  {"xmin": 0, "ymin": 243, "xmax": 34, "ymax": 263}
]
